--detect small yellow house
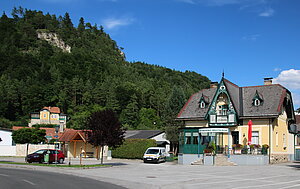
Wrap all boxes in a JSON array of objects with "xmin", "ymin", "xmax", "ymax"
[
  {"xmin": 59, "ymin": 129, "xmax": 108, "ymax": 159},
  {"xmin": 177, "ymin": 77, "xmax": 296, "ymax": 165},
  {"xmin": 29, "ymin": 106, "xmax": 67, "ymax": 130}
]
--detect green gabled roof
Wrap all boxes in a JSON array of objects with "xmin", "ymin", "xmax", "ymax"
[{"xmin": 204, "ymin": 78, "xmax": 238, "ymax": 120}]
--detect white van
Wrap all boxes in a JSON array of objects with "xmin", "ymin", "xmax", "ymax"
[{"xmin": 143, "ymin": 147, "xmax": 167, "ymax": 163}]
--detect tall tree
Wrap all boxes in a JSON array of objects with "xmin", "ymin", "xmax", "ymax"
[
  {"xmin": 12, "ymin": 128, "xmax": 46, "ymax": 156},
  {"xmin": 86, "ymin": 109, "xmax": 125, "ymax": 164},
  {"xmin": 120, "ymin": 94, "xmax": 139, "ymax": 129},
  {"xmin": 164, "ymin": 86, "xmax": 186, "ymax": 155},
  {"xmin": 77, "ymin": 17, "xmax": 85, "ymax": 32}
]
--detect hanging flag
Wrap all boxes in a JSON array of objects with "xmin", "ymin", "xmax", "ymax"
[{"xmin": 248, "ymin": 120, "xmax": 252, "ymax": 145}]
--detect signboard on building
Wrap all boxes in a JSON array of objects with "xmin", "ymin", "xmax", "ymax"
[{"xmin": 199, "ymin": 128, "xmax": 229, "ymax": 133}]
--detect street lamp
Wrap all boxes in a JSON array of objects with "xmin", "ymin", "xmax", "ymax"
[{"xmin": 55, "ymin": 125, "xmax": 59, "ymax": 164}]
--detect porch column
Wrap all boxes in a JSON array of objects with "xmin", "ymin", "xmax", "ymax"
[
  {"xmin": 74, "ymin": 141, "xmax": 77, "ymax": 158},
  {"xmin": 84, "ymin": 143, "xmax": 87, "ymax": 158},
  {"xmin": 228, "ymin": 130, "xmax": 231, "ymax": 158}
]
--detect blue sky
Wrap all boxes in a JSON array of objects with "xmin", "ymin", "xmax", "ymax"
[{"xmin": 1, "ymin": 0, "xmax": 300, "ymax": 109}]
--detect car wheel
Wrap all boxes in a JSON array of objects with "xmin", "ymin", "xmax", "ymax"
[{"xmin": 58, "ymin": 158, "xmax": 64, "ymax": 164}]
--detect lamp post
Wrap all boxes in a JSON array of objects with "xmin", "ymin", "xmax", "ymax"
[{"xmin": 55, "ymin": 125, "xmax": 59, "ymax": 165}]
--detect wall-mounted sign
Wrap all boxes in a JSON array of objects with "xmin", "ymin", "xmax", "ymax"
[{"xmin": 199, "ymin": 128, "xmax": 229, "ymax": 133}]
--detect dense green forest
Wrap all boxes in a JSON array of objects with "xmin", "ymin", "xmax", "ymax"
[{"xmin": 0, "ymin": 7, "xmax": 210, "ymax": 130}]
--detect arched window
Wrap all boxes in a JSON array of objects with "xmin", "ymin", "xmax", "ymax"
[
  {"xmin": 200, "ymin": 101, "xmax": 205, "ymax": 108},
  {"xmin": 254, "ymin": 99, "xmax": 260, "ymax": 106}
]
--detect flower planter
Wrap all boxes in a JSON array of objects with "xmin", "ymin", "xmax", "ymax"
[{"xmin": 234, "ymin": 149, "xmax": 242, "ymax": 154}]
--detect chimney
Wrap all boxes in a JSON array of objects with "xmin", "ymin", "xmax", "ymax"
[
  {"xmin": 210, "ymin": 82, "xmax": 218, "ymax": 88},
  {"xmin": 264, "ymin": 77, "xmax": 273, "ymax": 85}
]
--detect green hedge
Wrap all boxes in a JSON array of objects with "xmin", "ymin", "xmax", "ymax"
[{"xmin": 111, "ymin": 139, "xmax": 157, "ymax": 159}]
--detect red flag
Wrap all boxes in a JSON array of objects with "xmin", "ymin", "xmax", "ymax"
[{"xmin": 248, "ymin": 120, "xmax": 252, "ymax": 145}]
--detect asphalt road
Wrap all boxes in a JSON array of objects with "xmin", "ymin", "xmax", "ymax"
[{"xmin": 0, "ymin": 167, "xmax": 126, "ymax": 189}]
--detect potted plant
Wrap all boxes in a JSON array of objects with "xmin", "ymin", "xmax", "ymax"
[
  {"xmin": 233, "ymin": 144, "xmax": 243, "ymax": 154},
  {"xmin": 204, "ymin": 141, "xmax": 216, "ymax": 155},
  {"xmin": 250, "ymin": 144, "xmax": 261, "ymax": 154},
  {"xmin": 262, "ymin": 144, "xmax": 269, "ymax": 155}
]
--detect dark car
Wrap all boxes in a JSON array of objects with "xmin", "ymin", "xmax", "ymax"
[{"xmin": 25, "ymin": 149, "xmax": 65, "ymax": 164}]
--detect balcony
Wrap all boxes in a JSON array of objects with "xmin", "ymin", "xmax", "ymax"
[{"xmin": 209, "ymin": 114, "xmax": 236, "ymax": 126}]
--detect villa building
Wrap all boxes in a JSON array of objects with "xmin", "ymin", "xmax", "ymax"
[
  {"xmin": 177, "ymin": 77, "xmax": 296, "ymax": 165},
  {"xmin": 29, "ymin": 106, "xmax": 67, "ymax": 131}
]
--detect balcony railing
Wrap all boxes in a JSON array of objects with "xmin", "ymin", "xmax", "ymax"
[{"xmin": 209, "ymin": 114, "xmax": 235, "ymax": 124}]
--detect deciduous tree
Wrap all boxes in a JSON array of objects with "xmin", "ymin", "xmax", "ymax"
[{"xmin": 86, "ymin": 109, "xmax": 125, "ymax": 164}]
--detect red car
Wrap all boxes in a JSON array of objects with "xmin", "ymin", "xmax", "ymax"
[{"xmin": 25, "ymin": 149, "xmax": 65, "ymax": 164}]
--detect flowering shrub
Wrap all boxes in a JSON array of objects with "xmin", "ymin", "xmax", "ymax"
[
  {"xmin": 232, "ymin": 144, "xmax": 243, "ymax": 149},
  {"xmin": 250, "ymin": 144, "xmax": 261, "ymax": 149},
  {"xmin": 262, "ymin": 144, "xmax": 269, "ymax": 149}
]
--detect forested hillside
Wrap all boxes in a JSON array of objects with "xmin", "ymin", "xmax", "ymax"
[{"xmin": 0, "ymin": 7, "xmax": 210, "ymax": 130}]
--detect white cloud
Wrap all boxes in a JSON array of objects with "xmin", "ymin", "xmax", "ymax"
[
  {"xmin": 176, "ymin": 0, "xmax": 196, "ymax": 4},
  {"xmin": 273, "ymin": 69, "xmax": 300, "ymax": 90},
  {"xmin": 273, "ymin": 69, "xmax": 300, "ymax": 109},
  {"xmin": 177, "ymin": 0, "xmax": 242, "ymax": 6},
  {"xmin": 259, "ymin": 8, "xmax": 274, "ymax": 17},
  {"xmin": 97, "ymin": 0, "xmax": 118, "ymax": 2},
  {"xmin": 242, "ymin": 34, "xmax": 260, "ymax": 41},
  {"xmin": 102, "ymin": 16, "xmax": 135, "ymax": 30},
  {"xmin": 273, "ymin": 68, "xmax": 282, "ymax": 72},
  {"xmin": 177, "ymin": 0, "xmax": 276, "ymax": 17}
]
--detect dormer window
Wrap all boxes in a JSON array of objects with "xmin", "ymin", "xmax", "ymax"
[
  {"xmin": 254, "ymin": 99, "xmax": 260, "ymax": 106},
  {"xmin": 200, "ymin": 101, "xmax": 205, "ymax": 108},
  {"xmin": 252, "ymin": 90, "xmax": 263, "ymax": 107},
  {"xmin": 199, "ymin": 94, "xmax": 208, "ymax": 109}
]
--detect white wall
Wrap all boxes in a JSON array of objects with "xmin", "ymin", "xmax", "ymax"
[
  {"xmin": 0, "ymin": 130, "xmax": 16, "ymax": 156},
  {"xmin": 151, "ymin": 133, "xmax": 170, "ymax": 153},
  {"xmin": 151, "ymin": 133, "xmax": 169, "ymax": 143},
  {"xmin": 0, "ymin": 130, "xmax": 14, "ymax": 146},
  {"xmin": 16, "ymin": 144, "xmax": 55, "ymax": 156},
  {"xmin": 0, "ymin": 146, "xmax": 16, "ymax": 156}
]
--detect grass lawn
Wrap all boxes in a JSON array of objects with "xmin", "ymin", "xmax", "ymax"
[{"xmin": 0, "ymin": 161, "xmax": 110, "ymax": 168}]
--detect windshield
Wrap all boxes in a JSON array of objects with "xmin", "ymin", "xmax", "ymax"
[
  {"xmin": 34, "ymin": 150, "xmax": 46, "ymax": 154},
  {"xmin": 146, "ymin": 149, "xmax": 159, "ymax": 154}
]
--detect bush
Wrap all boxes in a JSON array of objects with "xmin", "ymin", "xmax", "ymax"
[{"xmin": 111, "ymin": 139, "xmax": 157, "ymax": 159}]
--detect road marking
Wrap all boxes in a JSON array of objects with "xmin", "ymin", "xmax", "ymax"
[
  {"xmin": 281, "ymin": 183, "xmax": 300, "ymax": 189},
  {"xmin": 22, "ymin": 179, "xmax": 36, "ymax": 185},
  {"xmin": 232, "ymin": 179, "xmax": 300, "ymax": 189},
  {"xmin": 188, "ymin": 174, "xmax": 283, "ymax": 186},
  {"xmin": 0, "ymin": 174, "xmax": 9, "ymax": 177}
]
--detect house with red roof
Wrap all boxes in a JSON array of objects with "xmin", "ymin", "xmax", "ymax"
[
  {"xmin": 59, "ymin": 129, "xmax": 107, "ymax": 159},
  {"xmin": 29, "ymin": 106, "xmax": 67, "ymax": 131}
]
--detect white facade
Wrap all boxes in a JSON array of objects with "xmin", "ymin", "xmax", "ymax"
[
  {"xmin": 151, "ymin": 133, "xmax": 170, "ymax": 153},
  {"xmin": 0, "ymin": 129, "xmax": 16, "ymax": 156}
]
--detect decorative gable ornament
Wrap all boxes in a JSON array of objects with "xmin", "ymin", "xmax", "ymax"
[{"xmin": 205, "ymin": 79, "xmax": 237, "ymax": 126}]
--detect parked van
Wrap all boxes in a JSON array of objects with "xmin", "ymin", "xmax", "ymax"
[{"xmin": 143, "ymin": 147, "xmax": 167, "ymax": 163}]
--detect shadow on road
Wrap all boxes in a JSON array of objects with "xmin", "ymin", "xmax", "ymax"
[
  {"xmin": 104, "ymin": 162, "xmax": 127, "ymax": 166},
  {"xmin": 286, "ymin": 161, "xmax": 300, "ymax": 169}
]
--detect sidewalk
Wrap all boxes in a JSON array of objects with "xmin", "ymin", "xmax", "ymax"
[{"xmin": 0, "ymin": 156, "xmax": 156, "ymax": 166}]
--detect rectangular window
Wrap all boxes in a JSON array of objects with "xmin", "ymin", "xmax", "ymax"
[
  {"xmin": 193, "ymin": 133, "xmax": 199, "ymax": 144},
  {"xmin": 276, "ymin": 132, "xmax": 278, "ymax": 147},
  {"xmin": 210, "ymin": 115, "xmax": 216, "ymax": 123},
  {"xmin": 179, "ymin": 132, "xmax": 184, "ymax": 145},
  {"xmin": 297, "ymin": 135, "xmax": 300, "ymax": 146},
  {"xmin": 185, "ymin": 132, "xmax": 191, "ymax": 144},
  {"xmin": 283, "ymin": 134, "xmax": 286, "ymax": 149},
  {"xmin": 251, "ymin": 131, "xmax": 259, "ymax": 145}
]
